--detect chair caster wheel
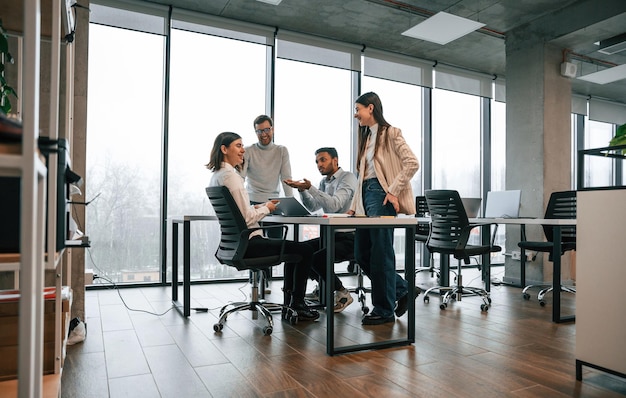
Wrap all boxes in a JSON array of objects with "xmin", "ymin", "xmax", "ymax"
[
  {"xmin": 263, "ymin": 326, "xmax": 273, "ymax": 336},
  {"xmin": 481, "ymin": 304, "xmax": 489, "ymax": 312},
  {"xmin": 539, "ymin": 301, "xmax": 546, "ymax": 307},
  {"xmin": 213, "ymin": 323, "xmax": 223, "ymax": 332},
  {"xmin": 440, "ymin": 303, "xmax": 447, "ymax": 310},
  {"xmin": 487, "ymin": 297, "xmax": 492, "ymax": 304},
  {"xmin": 290, "ymin": 315, "xmax": 298, "ymax": 325},
  {"xmin": 424, "ymin": 296, "xmax": 430, "ymax": 303},
  {"xmin": 523, "ymin": 293, "xmax": 530, "ymax": 300},
  {"xmin": 362, "ymin": 306, "xmax": 370, "ymax": 315}
]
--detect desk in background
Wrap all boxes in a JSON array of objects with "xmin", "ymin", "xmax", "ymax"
[
  {"xmin": 170, "ymin": 215, "xmax": 216, "ymax": 317},
  {"xmin": 264, "ymin": 215, "xmax": 418, "ymax": 356}
]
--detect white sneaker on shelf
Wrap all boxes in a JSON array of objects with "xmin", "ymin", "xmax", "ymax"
[{"xmin": 333, "ymin": 288, "xmax": 353, "ymax": 313}]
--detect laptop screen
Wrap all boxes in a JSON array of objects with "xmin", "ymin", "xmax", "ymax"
[
  {"xmin": 269, "ymin": 197, "xmax": 312, "ymax": 216},
  {"xmin": 461, "ymin": 198, "xmax": 482, "ymax": 218},
  {"xmin": 484, "ymin": 190, "xmax": 521, "ymax": 218}
]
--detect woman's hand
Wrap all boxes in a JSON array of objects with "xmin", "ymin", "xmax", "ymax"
[
  {"xmin": 265, "ymin": 199, "xmax": 279, "ymax": 213},
  {"xmin": 383, "ymin": 193, "xmax": 400, "ymax": 213}
]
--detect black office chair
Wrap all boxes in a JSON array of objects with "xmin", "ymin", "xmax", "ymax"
[
  {"xmin": 519, "ymin": 190, "xmax": 577, "ymax": 306},
  {"xmin": 423, "ymin": 190, "xmax": 501, "ymax": 312},
  {"xmin": 415, "ymin": 196, "xmax": 438, "ymax": 281},
  {"xmin": 206, "ymin": 186, "xmax": 302, "ymax": 335}
]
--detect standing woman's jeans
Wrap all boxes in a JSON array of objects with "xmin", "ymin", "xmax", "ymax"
[{"xmin": 354, "ymin": 178, "xmax": 408, "ymax": 318}]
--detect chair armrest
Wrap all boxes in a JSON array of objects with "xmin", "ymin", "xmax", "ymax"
[{"xmin": 456, "ymin": 222, "xmax": 499, "ymax": 250}]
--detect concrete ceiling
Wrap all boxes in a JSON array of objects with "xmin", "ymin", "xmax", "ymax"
[{"xmin": 148, "ymin": 0, "xmax": 626, "ymax": 104}]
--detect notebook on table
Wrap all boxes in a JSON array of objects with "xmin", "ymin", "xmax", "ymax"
[{"xmin": 484, "ymin": 190, "xmax": 522, "ymax": 218}]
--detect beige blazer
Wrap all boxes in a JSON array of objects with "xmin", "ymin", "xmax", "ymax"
[{"xmin": 350, "ymin": 126, "xmax": 419, "ymax": 215}]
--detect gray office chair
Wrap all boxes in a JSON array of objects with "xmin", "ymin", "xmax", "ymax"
[
  {"xmin": 206, "ymin": 186, "xmax": 302, "ymax": 335},
  {"xmin": 519, "ymin": 190, "xmax": 577, "ymax": 306},
  {"xmin": 423, "ymin": 189, "xmax": 501, "ymax": 312}
]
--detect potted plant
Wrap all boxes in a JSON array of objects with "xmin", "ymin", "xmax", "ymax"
[
  {"xmin": 0, "ymin": 18, "xmax": 18, "ymax": 115},
  {"xmin": 609, "ymin": 123, "xmax": 626, "ymax": 154}
]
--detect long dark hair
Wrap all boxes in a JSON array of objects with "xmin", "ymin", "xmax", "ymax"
[
  {"xmin": 355, "ymin": 92, "xmax": 390, "ymax": 173},
  {"xmin": 206, "ymin": 132, "xmax": 242, "ymax": 171}
]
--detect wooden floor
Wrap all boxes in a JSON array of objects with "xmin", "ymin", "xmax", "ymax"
[{"xmin": 60, "ymin": 268, "xmax": 626, "ymax": 398}]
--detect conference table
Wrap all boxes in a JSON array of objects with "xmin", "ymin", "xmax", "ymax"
[
  {"xmin": 469, "ymin": 217, "xmax": 577, "ymax": 323},
  {"xmin": 264, "ymin": 215, "xmax": 418, "ymax": 356}
]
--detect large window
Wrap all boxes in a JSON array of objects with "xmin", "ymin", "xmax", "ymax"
[
  {"xmin": 582, "ymin": 119, "xmax": 615, "ymax": 188},
  {"xmin": 166, "ymin": 28, "xmax": 268, "ymax": 281},
  {"xmin": 361, "ymin": 77, "xmax": 423, "ymax": 196},
  {"xmin": 86, "ymin": 24, "xmax": 165, "ymax": 284},
  {"xmin": 274, "ymin": 60, "xmax": 353, "ymax": 186},
  {"xmin": 432, "ymin": 89, "xmax": 481, "ymax": 197}
]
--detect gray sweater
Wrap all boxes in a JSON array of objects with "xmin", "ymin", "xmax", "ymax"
[{"xmin": 241, "ymin": 141, "xmax": 293, "ymax": 203}]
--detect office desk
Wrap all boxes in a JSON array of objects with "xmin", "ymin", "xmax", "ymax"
[
  {"xmin": 264, "ymin": 215, "xmax": 417, "ymax": 356},
  {"xmin": 471, "ymin": 217, "xmax": 577, "ymax": 323},
  {"xmin": 170, "ymin": 215, "xmax": 217, "ymax": 317}
]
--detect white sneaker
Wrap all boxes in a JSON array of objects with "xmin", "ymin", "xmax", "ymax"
[
  {"xmin": 333, "ymin": 288, "xmax": 354, "ymax": 313},
  {"xmin": 305, "ymin": 284, "xmax": 320, "ymax": 301}
]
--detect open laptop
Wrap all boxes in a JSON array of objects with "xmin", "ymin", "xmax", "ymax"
[
  {"xmin": 269, "ymin": 197, "xmax": 313, "ymax": 216},
  {"xmin": 461, "ymin": 198, "xmax": 482, "ymax": 218},
  {"xmin": 484, "ymin": 190, "xmax": 522, "ymax": 218}
]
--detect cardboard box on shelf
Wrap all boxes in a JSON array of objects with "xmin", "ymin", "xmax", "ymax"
[{"xmin": 0, "ymin": 286, "xmax": 72, "ymax": 381}]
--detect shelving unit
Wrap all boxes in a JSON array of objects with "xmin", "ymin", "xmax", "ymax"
[
  {"xmin": 577, "ymin": 144, "xmax": 626, "ymax": 190},
  {"xmin": 0, "ymin": 0, "xmax": 74, "ymax": 396}
]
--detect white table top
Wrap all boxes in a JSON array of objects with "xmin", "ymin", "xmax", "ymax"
[
  {"xmin": 469, "ymin": 217, "xmax": 576, "ymax": 226},
  {"xmin": 264, "ymin": 215, "xmax": 419, "ymax": 226}
]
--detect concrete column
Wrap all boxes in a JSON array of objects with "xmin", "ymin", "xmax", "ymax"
[{"xmin": 503, "ymin": 41, "xmax": 574, "ymax": 286}]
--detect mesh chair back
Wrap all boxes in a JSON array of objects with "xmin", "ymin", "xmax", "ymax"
[
  {"xmin": 205, "ymin": 186, "xmax": 250, "ymax": 268},
  {"xmin": 543, "ymin": 190, "xmax": 577, "ymax": 244},
  {"xmin": 425, "ymin": 190, "xmax": 469, "ymax": 255}
]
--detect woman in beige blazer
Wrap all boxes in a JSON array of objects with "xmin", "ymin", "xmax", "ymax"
[{"xmin": 349, "ymin": 92, "xmax": 420, "ymax": 325}]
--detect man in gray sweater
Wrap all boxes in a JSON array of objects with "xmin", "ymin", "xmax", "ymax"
[{"xmin": 241, "ymin": 114, "xmax": 293, "ymax": 204}]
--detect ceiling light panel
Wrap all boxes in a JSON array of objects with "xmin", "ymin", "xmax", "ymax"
[
  {"xmin": 402, "ymin": 12, "xmax": 485, "ymax": 45},
  {"xmin": 577, "ymin": 64, "xmax": 626, "ymax": 85}
]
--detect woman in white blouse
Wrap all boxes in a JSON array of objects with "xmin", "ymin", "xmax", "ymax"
[{"xmin": 206, "ymin": 132, "xmax": 319, "ymax": 321}]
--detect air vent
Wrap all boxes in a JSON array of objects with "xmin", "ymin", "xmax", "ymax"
[{"xmin": 598, "ymin": 32, "xmax": 626, "ymax": 55}]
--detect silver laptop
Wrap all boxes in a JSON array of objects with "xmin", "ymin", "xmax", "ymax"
[
  {"xmin": 461, "ymin": 198, "xmax": 482, "ymax": 218},
  {"xmin": 484, "ymin": 190, "xmax": 522, "ymax": 218},
  {"xmin": 269, "ymin": 197, "xmax": 312, "ymax": 216}
]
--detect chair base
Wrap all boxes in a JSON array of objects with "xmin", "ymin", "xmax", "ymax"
[
  {"xmin": 347, "ymin": 262, "xmax": 371, "ymax": 314},
  {"xmin": 423, "ymin": 273, "xmax": 491, "ymax": 312},
  {"xmin": 522, "ymin": 284, "xmax": 576, "ymax": 307},
  {"xmin": 213, "ymin": 300, "xmax": 299, "ymax": 335}
]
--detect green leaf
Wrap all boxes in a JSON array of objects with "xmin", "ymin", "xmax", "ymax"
[{"xmin": 0, "ymin": 100, "xmax": 10, "ymax": 115}]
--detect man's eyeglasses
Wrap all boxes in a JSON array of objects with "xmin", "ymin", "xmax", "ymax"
[{"xmin": 255, "ymin": 127, "xmax": 272, "ymax": 135}]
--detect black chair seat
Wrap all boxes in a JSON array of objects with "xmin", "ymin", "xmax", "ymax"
[
  {"xmin": 239, "ymin": 254, "xmax": 302, "ymax": 271},
  {"xmin": 459, "ymin": 244, "xmax": 502, "ymax": 259}
]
